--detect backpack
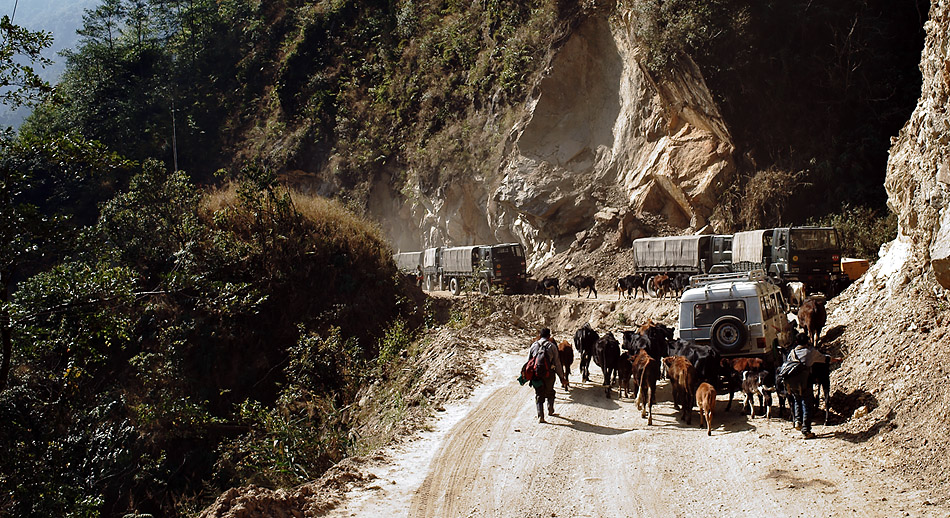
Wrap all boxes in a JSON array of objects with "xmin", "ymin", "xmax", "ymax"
[
  {"xmin": 777, "ymin": 359, "xmax": 806, "ymax": 381},
  {"xmin": 522, "ymin": 341, "xmax": 553, "ymax": 381},
  {"xmin": 777, "ymin": 349, "xmax": 810, "ymax": 388}
]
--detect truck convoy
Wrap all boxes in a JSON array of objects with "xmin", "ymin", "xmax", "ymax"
[
  {"xmin": 394, "ymin": 243, "xmax": 527, "ymax": 295},
  {"xmin": 631, "ymin": 226, "xmax": 846, "ymax": 296}
]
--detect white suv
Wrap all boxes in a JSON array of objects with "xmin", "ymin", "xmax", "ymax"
[{"xmin": 678, "ymin": 270, "xmax": 792, "ymax": 358}]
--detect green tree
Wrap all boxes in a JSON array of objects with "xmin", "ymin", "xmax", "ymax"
[{"xmin": 0, "ymin": 15, "xmax": 53, "ymax": 109}]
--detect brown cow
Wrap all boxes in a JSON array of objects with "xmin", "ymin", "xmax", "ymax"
[
  {"xmin": 557, "ymin": 340, "xmax": 574, "ymax": 388},
  {"xmin": 663, "ymin": 356, "xmax": 697, "ymax": 424},
  {"xmin": 721, "ymin": 357, "xmax": 768, "ymax": 411},
  {"xmin": 695, "ymin": 382, "xmax": 717, "ymax": 436},
  {"xmin": 652, "ymin": 274, "xmax": 671, "ymax": 299},
  {"xmin": 798, "ymin": 295, "xmax": 827, "ymax": 347},
  {"xmin": 631, "ymin": 350, "xmax": 658, "ymax": 425}
]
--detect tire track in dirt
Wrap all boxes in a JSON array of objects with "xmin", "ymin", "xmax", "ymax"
[{"xmin": 409, "ymin": 383, "xmax": 521, "ymax": 517}]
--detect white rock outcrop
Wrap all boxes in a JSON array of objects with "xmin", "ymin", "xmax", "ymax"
[{"xmin": 393, "ymin": 12, "xmax": 735, "ymax": 263}]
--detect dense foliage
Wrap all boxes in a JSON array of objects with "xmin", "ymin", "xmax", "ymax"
[{"xmin": 1, "ymin": 162, "xmax": 422, "ymax": 517}]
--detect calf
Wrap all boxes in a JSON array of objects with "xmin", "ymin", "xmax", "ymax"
[
  {"xmin": 631, "ymin": 350, "xmax": 658, "ymax": 425},
  {"xmin": 811, "ymin": 356, "xmax": 842, "ymax": 425},
  {"xmin": 567, "ymin": 275, "xmax": 598, "ymax": 298},
  {"xmin": 537, "ymin": 277, "xmax": 560, "ymax": 297},
  {"xmin": 616, "ymin": 351, "xmax": 634, "ymax": 398},
  {"xmin": 663, "ymin": 356, "xmax": 697, "ymax": 424},
  {"xmin": 786, "ymin": 281, "xmax": 806, "ymax": 309},
  {"xmin": 573, "ymin": 323, "xmax": 599, "ymax": 383},
  {"xmin": 695, "ymin": 382, "xmax": 717, "ymax": 436},
  {"xmin": 615, "ymin": 274, "xmax": 645, "ymax": 300},
  {"xmin": 592, "ymin": 332, "xmax": 621, "ymax": 398},
  {"xmin": 557, "ymin": 340, "xmax": 574, "ymax": 388},
  {"xmin": 652, "ymin": 274, "xmax": 671, "ymax": 299},
  {"xmin": 668, "ymin": 339, "xmax": 720, "ymax": 408},
  {"xmin": 720, "ymin": 357, "xmax": 767, "ymax": 411},
  {"xmin": 798, "ymin": 295, "xmax": 827, "ymax": 347},
  {"xmin": 741, "ymin": 370, "xmax": 773, "ymax": 419}
]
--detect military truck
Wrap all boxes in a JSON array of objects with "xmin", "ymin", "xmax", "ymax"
[
  {"xmin": 632, "ymin": 235, "xmax": 733, "ymax": 295},
  {"xmin": 438, "ymin": 243, "xmax": 527, "ymax": 295},
  {"xmin": 394, "ymin": 251, "xmax": 423, "ymax": 274},
  {"xmin": 731, "ymin": 226, "xmax": 845, "ymax": 295}
]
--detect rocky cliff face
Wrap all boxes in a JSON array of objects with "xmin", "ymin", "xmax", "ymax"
[
  {"xmin": 884, "ymin": 2, "xmax": 950, "ymax": 288},
  {"xmin": 825, "ymin": 2, "xmax": 950, "ymax": 496},
  {"xmin": 387, "ymin": 12, "xmax": 735, "ymax": 268}
]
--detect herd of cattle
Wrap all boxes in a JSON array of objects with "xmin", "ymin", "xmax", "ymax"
[
  {"xmin": 537, "ymin": 273, "xmax": 692, "ymax": 300},
  {"xmin": 546, "ymin": 313, "xmax": 833, "ymax": 436}
]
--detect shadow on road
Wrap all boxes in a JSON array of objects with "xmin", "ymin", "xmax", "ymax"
[
  {"xmin": 546, "ymin": 415, "xmax": 630, "ymax": 435},
  {"xmin": 563, "ymin": 382, "xmax": 622, "ymax": 410}
]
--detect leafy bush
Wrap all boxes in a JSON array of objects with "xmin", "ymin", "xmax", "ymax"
[{"xmin": 809, "ymin": 204, "xmax": 897, "ymax": 261}]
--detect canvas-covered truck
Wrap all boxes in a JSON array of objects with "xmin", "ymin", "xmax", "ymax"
[
  {"xmin": 439, "ymin": 243, "xmax": 527, "ymax": 295},
  {"xmin": 394, "ymin": 251, "xmax": 423, "ymax": 274},
  {"xmin": 632, "ymin": 235, "xmax": 733, "ymax": 294},
  {"xmin": 731, "ymin": 226, "xmax": 845, "ymax": 295}
]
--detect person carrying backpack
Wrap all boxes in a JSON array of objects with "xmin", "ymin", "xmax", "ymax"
[
  {"xmin": 528, "ymin": 328, "xmax": 568, "ymax": 423},
  {"xmin": 781, "ymin": 332, "xmax": 827, "ymax": 439}
]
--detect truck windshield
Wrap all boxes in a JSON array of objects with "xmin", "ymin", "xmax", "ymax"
[
  {"xmin": 493, "ymin": 245, "xmax": 524, "ymax": 257},
  {"xmin": 789, "ymin": 229, "xmax": 838, "ymax": 250}
]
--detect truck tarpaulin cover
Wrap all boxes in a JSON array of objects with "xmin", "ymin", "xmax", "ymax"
[
  {"xmin": 440, "ymin": 246, "xmax": 479, "ymax": 273},
  {"xmin": 732, "ymin": 230, "xmax": 770, "ymax": 264},
  {"xmin": 633, "ymin": 236, "xmax": 704, "ymax": 268}
]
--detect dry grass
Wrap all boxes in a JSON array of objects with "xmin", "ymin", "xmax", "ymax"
[{"xmin": 201, "ymin": 183, "xmax": 389, "ymax": 253}]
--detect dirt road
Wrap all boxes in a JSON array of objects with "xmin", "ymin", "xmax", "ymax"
[{"xmin": 327, "ymin": 343, "xmax": 942, "ymax": 518}]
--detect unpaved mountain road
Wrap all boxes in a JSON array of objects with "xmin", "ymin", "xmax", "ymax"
[{"xmin": 327, "ymin": 346, "xmax": 944, "ymax": 518}]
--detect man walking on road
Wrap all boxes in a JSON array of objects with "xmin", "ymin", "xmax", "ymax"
[
  {"xmin": 528, "ymin": 328, "xmax": 568, "ymax": 423},
  {"xmin": 783, "ymin": 332, "xmax": 827, "ymax": 439}
]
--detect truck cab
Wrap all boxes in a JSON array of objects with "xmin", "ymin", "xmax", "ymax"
[
  {"xmin": 769, "ymin": 227, "xmax": 843, "ymax": 294},
  {"xmin": 678, "ymin": 270, "xmax": 792, "ymax": 362}
]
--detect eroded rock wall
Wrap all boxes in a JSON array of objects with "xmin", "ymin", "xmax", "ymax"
[
  {"xmin": 884, "ymin": 3, "xmax": 950, "ymax": 288},
  {"xmin": 393, "ymin": 12, "xmax": 735, "ymax": 268}
]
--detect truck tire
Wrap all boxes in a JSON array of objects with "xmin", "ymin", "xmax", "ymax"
[
  {"xmin": 450, "ymin": 277, "xmax": 461, "ymax": 296},
  {"xmin": 645, "ymin": 275, "xmax": 657, "ymax": 298},
  {"xmin": 478, "ymin": 278, "xmax": 490, "ymax": 295},
  {"xmin": 711, "ymin": 317, "xmax": 747, "ymax": 353}
]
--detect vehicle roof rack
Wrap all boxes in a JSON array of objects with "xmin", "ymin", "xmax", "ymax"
[{"xmin": 689, "ymin": 269, "xmax": 768, "ymax": 288}]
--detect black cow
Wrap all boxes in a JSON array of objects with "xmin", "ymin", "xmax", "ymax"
[
  {"xmin": 617, "ymin": 351, "xmax": 634, "ymax": 398},
  {"xmin": 671, "ymin": 273, "xmax": 691, "ymax": 298},
  {"xmin": 637, "ymin": 321, "xmax": 674, "ymax": 360},
  {"xmin": 592, "ymin": 332, "xmax": 621, "ymax": 398},
  {"xmin": 537, "ymin": 277, "xmax": 560, "ymax": 297},
  {"xmin": 567, "ymin": 275, "xmax": 597, "ymax": 298},
  {"xmin": 573, "ymin": 323, "xmax": 599, "ymax": 383},
  {"xmin": 615, "ymin": 274, "xmax": 645, "ymax": 300}
]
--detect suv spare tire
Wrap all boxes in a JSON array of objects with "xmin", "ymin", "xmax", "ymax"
[{"xmin": 711, "ymin": 316, "xmax": 747, "ymax": 352}]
